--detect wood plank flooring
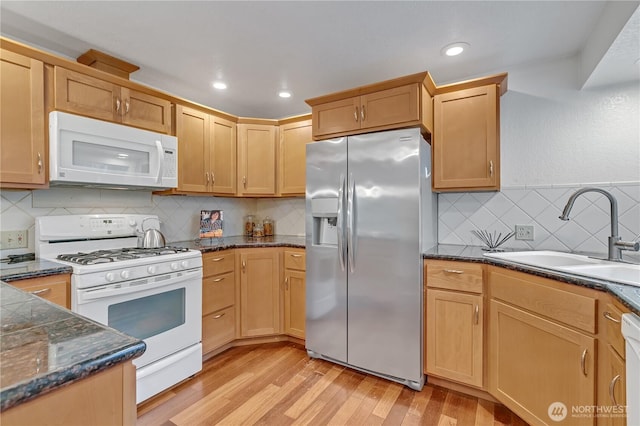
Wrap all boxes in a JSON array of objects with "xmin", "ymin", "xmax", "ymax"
[{"xmin": 137, "ymin": 342, "xmax": 528, "ymax": 426}]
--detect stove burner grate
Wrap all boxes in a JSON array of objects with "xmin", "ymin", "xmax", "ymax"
[{"xmin": 57, "ymin": 246, "xmax": 190, "ymax": 265}]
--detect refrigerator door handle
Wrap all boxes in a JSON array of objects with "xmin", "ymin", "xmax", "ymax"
[
  {"xmin": 337, "ymin": 174, "xmax": 346, "ymax": 271},
  {"xmin": 347, "ymin": 173, "xmax": 356, "ymax": 273}
]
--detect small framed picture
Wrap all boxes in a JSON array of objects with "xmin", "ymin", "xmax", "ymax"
[{"xmin": 200, "ymin": 210, "xmax": 223, "ymax": 238}]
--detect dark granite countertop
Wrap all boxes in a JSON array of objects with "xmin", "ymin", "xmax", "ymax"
[
  {"xmin": 0, "ymin": 282, "xmax": 146, "ymax": 412},
  {"xmin": 423, "ymin": 244, "xmax": 640, "ymax": 316},
  {"xmin": 172, "ymin": 234, "xmax": 305, "ymax": 253},
  {"xmin": 0, "ymin": 259, "xmax": 72, "ymax": 282}
]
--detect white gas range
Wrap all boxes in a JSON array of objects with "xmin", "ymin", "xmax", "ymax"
[{"xmin": 35, "ymin": 214, "xmax": 203, "ymax": 404}]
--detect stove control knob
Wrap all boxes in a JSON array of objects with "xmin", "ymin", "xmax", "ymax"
[
  {"xmin": 170, "ymin": 262, "xmax": 179, "ymax": 271},
  {"xmin": 128, "ymin": 219, "xmax": 136, "ymax": 227},
  {"xmin": 106, "ymin": 272, "xmax": 115, "ymax": 282},
  {"xmin": 181, "ymin": 261, "xmax": 189, "ymax": 269},
  {"xmin": 147, "ymin": 266, "xmax": 156, "ymax": 274},
  {"xmin": 120, "ymin": 270, "xmax": 131, "ymax": 279}
]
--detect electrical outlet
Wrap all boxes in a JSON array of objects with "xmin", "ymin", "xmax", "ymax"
[
  {"xmin": 0, "ymin": 230, "xmax": 29, "ymax": 249},
  {"xmin": 515, "ymin": 225, "xmax": 534, "ymax": 241}
]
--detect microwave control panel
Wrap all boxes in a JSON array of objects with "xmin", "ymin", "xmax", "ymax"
[{"xmin": 163, "ymin": 149, "xmax": 177, "ymax": 178}]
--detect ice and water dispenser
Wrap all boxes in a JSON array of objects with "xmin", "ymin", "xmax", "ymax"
[{"xmin": 310, "ymin": 197, "xmax": 339, "ymax": 246}]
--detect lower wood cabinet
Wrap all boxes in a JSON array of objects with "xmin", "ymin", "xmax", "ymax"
[
  {"xmin": 2, "ymin": 361, "xmax": 136, "ymax": 426},
  {"xmin": 7, "ymin": 274, "xmax": 70, "ymax": 308},
  {"xmin": 599, "ymin": 301, "xmax": 628, "ymax": 426},
  {"xmin": 487, "ymin": 266, "xmax": 598, "ymax": 426},
  {"xmin": 424, "ymin": 260, "xmax": 484, "ymax": 388},
  {"xmin": 201, "ymin": 251, "xmax": 236, "ymax": 354},
  {"xmin": 237, "ymin": 248, "xmax": 280, "ymax": 337},
  {"xmin": 283, "ymin": 250, "xmax": 306, "ymax": 339}
]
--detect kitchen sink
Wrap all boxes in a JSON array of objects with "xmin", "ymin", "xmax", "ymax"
[
  {"xmin": 561, "ymin": 264, "xmax": 640, "ymax": 287},
  {"xmin": 484, "ymin": 250, "xmax": 640, "ymax": 287},
  {"xmin": 484, "ymin": 251, "xmax": 608, "ymax": 268}
]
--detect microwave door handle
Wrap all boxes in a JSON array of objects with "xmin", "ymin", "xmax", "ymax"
[{"xmin": 155, "ymin": 140, "xmax": 164, "ymax": 184}]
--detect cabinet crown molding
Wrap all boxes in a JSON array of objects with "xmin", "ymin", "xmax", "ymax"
[{"xmin": 77, "ymin": 49, "xmax": 140, "ymax": 80}]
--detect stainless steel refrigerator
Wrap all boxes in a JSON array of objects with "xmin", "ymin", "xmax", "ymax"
[{"xmin": 305, "ymin": 127, "xmax": 437, "ymax": 390}]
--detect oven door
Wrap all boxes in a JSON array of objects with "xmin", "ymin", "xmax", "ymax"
[{"xmin": 75, "ymin": 268, "xmax": 202, "ymax": 368}]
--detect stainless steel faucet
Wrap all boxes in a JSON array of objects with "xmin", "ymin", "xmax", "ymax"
[{"xmin": 559, "ymin": 187, "xmax": 639, "ymax": 261}]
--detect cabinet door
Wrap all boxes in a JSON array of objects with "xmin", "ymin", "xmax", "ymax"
[
  {"xmin": 278, "ymin": 119, "xmax": 311, "ymax": 195},
  {"xmin": 602, "ymin": 345, "xmax": 626, "ymax": 426},
  {"xmin": 489, "ymin": 299, "xmax": 596, "ymax": 426},
  {"xmin": 210, "ymin": 116, "xmax": 237, "ymax": 195},
  {"xmin": 0, "ymin": 49, "xmax": 45, "ymax": 186},
  {"xmin": 284, "ymin": 269, "xmax": 306, "ymax": 339},
  {"xmin": 54, "ymin": 67, "xmax": 119, "ymax": 122},
  {"xmin": 311, "ymin": 97, "xmax": 361, "ymax": 138},
  {"xmin": 175, "ymin": 105, "xmax": 209, "ymax": 193},
  {"xmin": 426, "ymin": 289, "xmax": 483, "ymax": 387},
  {"xmin": 202, "ymin": 271, "xmax": 235, "ymax": 315},
  {"xmin": 433, "ymin": 84, "xmax": 499, "ymax": 191},
  {"xmin": 120, "ymin": 88, "xmax": 171, "ymax": 133},
  {"xmin": 9, "ymin": 274, "xmax": 70, "ymax": 308},
  {"xmin": 360, "ymin": 84, "xmax": 420, "ymax": 130},
  {"xmin": 239, "ymin": 250, "xmax": 280, "ymax": 336},
  {"xmin": 237, "ymin": 124, "xmax": 276, "ymax": 196}
]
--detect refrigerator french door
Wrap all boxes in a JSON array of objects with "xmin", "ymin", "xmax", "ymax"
[{"xmin": 306, "ymin": 127, "xmax": 435, "ymax": 390}]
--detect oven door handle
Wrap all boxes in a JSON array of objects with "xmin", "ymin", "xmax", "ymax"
[{"xmin": 78, "ymin": 269, "xmax": 201, "ymax": 303}]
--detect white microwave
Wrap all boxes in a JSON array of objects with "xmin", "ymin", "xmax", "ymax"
[{"xmin": 49, "ymin": 111, "xmax": 178, "ymax": 189}]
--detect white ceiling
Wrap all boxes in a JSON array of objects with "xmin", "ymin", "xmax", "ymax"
[{"xmin": 1, "ymin": 1, "xmax": 638, "ymax": 119}]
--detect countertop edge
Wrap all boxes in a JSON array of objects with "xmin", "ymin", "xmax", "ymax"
[
  {"xmin": 422, "ymin": 250, "xmax": 640, "ymax": 316},
  {"xmin": 0, "ymin": 340, "xmax": 146, "ymax": 412}
]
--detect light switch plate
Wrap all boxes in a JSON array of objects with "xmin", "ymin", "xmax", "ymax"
[
  {"xmin": 515, "ymin": 225, "xmax": 534, "ymax": 241},
  {"xmin": 0, "ymin": 230, "xmax": 28, "ymax": 249}
]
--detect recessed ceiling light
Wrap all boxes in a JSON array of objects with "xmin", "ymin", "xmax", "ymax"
[
  {"xmin": 278, "ymin": 91, "xmax": 292, "ymax": 98},
  {"xmin": 441, "ymin": 42, "xmax": 470, "ymax": 57},
  {"xmin": 212, "ymin": 81, "xmax": 227, "ymax": 90}
]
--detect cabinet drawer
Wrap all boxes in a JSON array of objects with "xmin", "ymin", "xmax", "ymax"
[
  {"xmin": 425, "ymin": 260, "xmax": 483, "ymax": 293},
  {"xmin": 202, "ymin": 306, "xmax": 235, "ymax": 354},
  {"xmin": 284, "ymin": 250, "xmax": 305, "ymax": 271},
  {"xmin": 203, "ymin": 271, "xmax": 235, "ymax": 315},
  {"xmin": 9, "ymin": 274, "xmax": 70, "ymax": 308},
  {"xmin": 489, "ymin": 267, "xmax": 597, "ymax": 334},
  {"xmin": 203, "ymin": 251, "xmax": 234, "ymax": 277},
  {"xmin": 603, "ymin": 302, "xmax": 626, "ymax": 358}
]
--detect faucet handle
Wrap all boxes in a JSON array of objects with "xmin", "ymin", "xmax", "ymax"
[{"xmin": 615, "ymin": 240, "xmax": 640, "ymax": 252}]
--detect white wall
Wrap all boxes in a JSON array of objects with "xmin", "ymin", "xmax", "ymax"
[{"xmin": 501, "ymin": 56, "xmax": 639, "ymax": 186}]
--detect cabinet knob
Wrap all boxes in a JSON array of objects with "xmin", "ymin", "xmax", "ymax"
[
  {"xmin": 116, "ymin": 97, "xmax": 121, "ymax": 112},
  {"xmin": 474, "ymin": 305, "xmax": 479, "ymax": 324},
  {"xmin": 30, "ymin": 288, "xmax": 51, "ymax": 296},
  {"xmin": 37, "ymin": 152, "xmax": 43, "ymax": 174},
  {"xmin": 443, "ymin": 269, "xmax": 464, "ymax": 274},
  {"xmin": 361, "ymin": 105, "xmax": 366, "ymax": 122},
  {"xmin": 489, "ymin": 160, "xmax": 494, "ymax": 177},
  {"xmin": 212, "ymin": 312, "xmax": 226, "ymax": 320},
  {"xmin": 242, "ymin": 260, "xmax": 246, "ymax": 272},
  {"xmin": 211, "ymin": 172, "xmax": 215, "ymax": 185},
  {"xmin": 205, "ymin": 172, "xmax": 210, "ymax": 183},
  {"xmin": 354, "ymin": 106, "xmax": 359, "ymax": 122},
  {"xmin": 125, "ymin": 99, "xmax": 130, "ymax": 114},
  {"xmin": 285, "ymin": 276, "xmax": 289, "ymax": 290},
  {"xmin": 580, "ymin": 349, "xmax": 588, "ymax": 377},
  {"xmin": 242, "ymin": 176, "xmax": 247, "ymax": 188}
]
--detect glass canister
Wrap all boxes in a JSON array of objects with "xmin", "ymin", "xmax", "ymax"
[
  {"xmin": 252, "ymin": 223, "xmax": 265, "ymax": 238},
  {"xmin": 244, "ymin": 214, "xmax": 255, "ymax": 237},
  {"xmin": 263, "ymin": 217, "xmax": 274, "ymax": 236}
]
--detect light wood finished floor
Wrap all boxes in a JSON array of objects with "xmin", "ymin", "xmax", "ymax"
[{"xmin": 137, "ymin": 342, "xmax": 528, "ymax": 426}]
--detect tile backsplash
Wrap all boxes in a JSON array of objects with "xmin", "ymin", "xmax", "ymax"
[
  {"xmin": 438, "ymin": 182, "xmax": 640, "ymax": 259},
  {"xmin": 2, "ymin": 183, "xmax": 639, "ymax": 261}
]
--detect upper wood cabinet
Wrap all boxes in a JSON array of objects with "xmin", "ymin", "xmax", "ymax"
[
  {"xmin": 173, "ymin": 105, "xmax": 236, "ymax": 195},
  {"xmin": 0, "ymin": 48, "xmax": 46, "ymax": 188},
  {"xmin": 432, "ymin": 74, "xmax": 507, "ymax": 192},
  {"xmin": 306, "ymin": 71, "xmax": 435, "ymax": 140},
  {"xmin": 54, "ymin": 67, "xmax": 171, "ymax": 133},
  {"xmin": 237, "ymin": 123, "xmax": 277, "ymax": 196},
  {"xmin": 278, "ymin": 118, "xmax": 312, "ymax": 196}
]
